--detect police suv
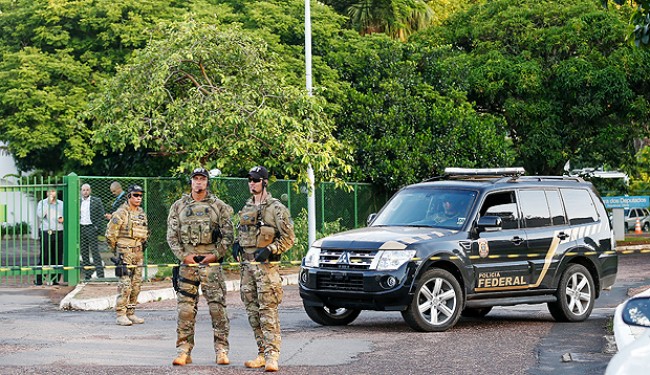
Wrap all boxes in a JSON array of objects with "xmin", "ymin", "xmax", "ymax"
[{"xmin": 299, "ymin": 168, "xmax": 618, "ymax": 332}]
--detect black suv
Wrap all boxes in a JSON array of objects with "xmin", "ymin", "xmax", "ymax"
[{"xmin": 299, "ymin": 168, "xmax": 618, "ymax": 332}]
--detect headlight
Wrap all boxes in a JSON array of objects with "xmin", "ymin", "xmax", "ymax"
[
  {"xmin": 373, "ymin": 250, "xmax": 416, "ymax": 271},
  {"xmin": 304, "ymin": 246, "xmax": 321, "ymax": 268}
]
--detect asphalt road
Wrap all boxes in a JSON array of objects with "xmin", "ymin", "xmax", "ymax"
[{"xmin": 0, "ymin": 252, "xmax": 648, "ymax": 375}]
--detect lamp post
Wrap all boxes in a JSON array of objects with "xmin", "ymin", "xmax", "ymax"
[{"xmin": 305, "ymin": 0, "xmax": 316, "ymax": 246}]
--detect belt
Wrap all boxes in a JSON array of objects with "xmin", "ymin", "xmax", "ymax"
[{"xmin": 80, "ymin": 224, "xmax": 94, "ymax": 227}]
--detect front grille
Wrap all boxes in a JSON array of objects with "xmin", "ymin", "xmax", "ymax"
[
  {"xmin": 316, "ymin": 273, "xmax": 364, "ymax": 291},
  {"xmin": 319, "ymin": 249, "xmax": 376, "ymax": 270}
]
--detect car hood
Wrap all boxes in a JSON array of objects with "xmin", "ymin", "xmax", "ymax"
[{"xmin": 315, "ymin": 226, "xmax": 458, "ymax": 250}]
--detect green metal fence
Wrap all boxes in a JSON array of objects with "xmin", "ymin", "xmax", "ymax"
[{"xmin": 0, "ymin": 173, "xmax": 388, "ymax": 286}]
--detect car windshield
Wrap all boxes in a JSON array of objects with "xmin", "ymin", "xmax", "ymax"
[{"xmin": 371, "ymin": 187, "xmax": 478, "ymax": 230}]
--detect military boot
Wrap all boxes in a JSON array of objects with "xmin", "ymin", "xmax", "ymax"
[
  {"xmin": 172, "ymin": 353, "xmax": 192, "ymax": 366},
  {"xmin": 244, "ymin": 354, "xmax": 265, "ymax": 368},
  {"xmin": 116, "ymin": 315, "xmax": 132, "ymax": 326},
  {"xmin": 127, "ymin": 314, "xmax": 144, "ymax": 324},
  {"xmin": 216, "ymin": 351, "xmax": 230, "ymax": 365},
  {"xmin": 265, "ymin": 358, "xmax": 279, "ymax": 372}
]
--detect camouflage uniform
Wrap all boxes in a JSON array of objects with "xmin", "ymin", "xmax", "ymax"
[
  {"xmin": 238, "ymin": 193, "xmax": 295, "ymax": 363},
  {"xmin": 105, "ymin": 202, "xmax": 149, "ymax": 319},
  {"xmin": 167, "ymin": 192, "xmax": 234, "ymax": 358}
]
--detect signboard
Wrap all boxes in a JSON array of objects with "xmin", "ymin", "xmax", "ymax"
[{"xmin": 602, "ymin": 196, "xmax": 650, "ymax": 209}]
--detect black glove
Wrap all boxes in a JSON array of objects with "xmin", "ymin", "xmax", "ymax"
[
  {"xmin": 193, "ymin": 255, "xmax": 205, "ymax": 263},
  {"xmin": 212, "ymin": 227, "xmax": 222, "ymax": 242},
  {"xmin": 254, "ymin": 247, "xmax": 271, "ymax": 262},
  {"xmin": 232, "ymin": 242, "xmax": 242, "ymax": 260}
]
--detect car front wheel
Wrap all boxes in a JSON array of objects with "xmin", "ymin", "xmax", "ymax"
[
  {"xmin": 547, "ymin": 264, "xmax": 595, "ymax": 322},
  {"xmin": 303, "ymin": 303, "xmax": 361, "ymax": 326},
  {"xmin": 402, "ymin": 268, "xmax": 462, "ymax": 332}
]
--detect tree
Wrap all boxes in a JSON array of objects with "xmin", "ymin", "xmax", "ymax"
[
  {"xmin": 90, "ymin": 20, "xmax": 351, "ymax": 185},
  {"xmin": 416, "ymin": 0, "xmax": 650, "ymax": 175},
  {"xmin": 325, "ymin": 35, "xmax": 514, "ymax": 191},
  {"xmin": 0, "ymin": 0, "xmax": 192, "ymax": 174},
  {"xmin": 603, "ymin": 1, "xmax": 650, "ymax": 47}
]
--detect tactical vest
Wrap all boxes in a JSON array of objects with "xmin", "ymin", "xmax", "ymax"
[
  {"xmin": 179, "ymin": 201, "xmax": 219, "ymax": 246},
  {"xmin": 110, "ymin": 207, "xmax": 148, "ymax": 247},
  {"xmin": 238, "ymin": 198, "xmax": 279, "ymax": 250}
]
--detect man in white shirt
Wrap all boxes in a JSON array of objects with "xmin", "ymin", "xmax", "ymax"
[
  {"xmin": 80, "ymin": 184, "xmax": 106, "ymax": 280},
  {"xmin": 35, "ymin": 189, "xmax": 64, "ymax": 285}
]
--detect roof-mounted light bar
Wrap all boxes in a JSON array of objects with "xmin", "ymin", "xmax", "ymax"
[{"xmin": 444, "ymin": 167, "xmax": 526, "ymax": 177}]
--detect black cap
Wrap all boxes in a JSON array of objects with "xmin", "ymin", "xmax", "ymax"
[
  {"xmin": 248, "ymin": 166, "xmax": 269, "ymax": 180},
  {"xmin": 127, "ymin": 184, "xmax": 144, "ymax": 194},
  {"xmin": 190, "ymin": 167, "xmax": 209, "ymax": 179}
]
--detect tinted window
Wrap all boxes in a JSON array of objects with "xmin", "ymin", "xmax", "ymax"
[
  {"xmin": 519, "ymin": 190, "xmax": 551, "ymax": 228},
  {"xmin": 481, "ymin": 191, "xmax": 519, "ymax": 230},
  {"xmin": 546, "ymin": 190, "xmax": 567, "ymax": 226},
  {"xmin": 371, "ymin": 187, "xmax": 478, "ymax": 230},
  {"xmin": 561, "ymin": 189, "xmax": 598, "ymax": 225}
]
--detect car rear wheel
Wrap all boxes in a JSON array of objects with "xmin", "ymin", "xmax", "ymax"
[
  {"xmin": 547, "ymin": 264, "xmax": 594, "ymax": 322},
  {"xmin": 401, "ymin": 269, "xmax": 462, "ymax": 332},
  {"xmin": 303, "ymin": 303, "xmax": 361, "ymax": 326}
]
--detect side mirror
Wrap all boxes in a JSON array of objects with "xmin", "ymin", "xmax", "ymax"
[
  {"xmin": 367, "ymin": 213, "xmax": 377, "ymax": 226},
  {"xmin": 622, "ymin": 296, "xmax": 650, "ymax": 328},
  {"xmin": 476, "ymin": 216, "xmax": 502, "ymax": 233}
]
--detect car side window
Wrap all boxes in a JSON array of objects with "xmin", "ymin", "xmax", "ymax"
[
  {"xmin": 546, "ymin": 190, "xmax": 567, "ymax": 226},
  {"xmin": 480, "ymin": 191, "xmax": 520, "ymax": 230},
  {"xmin": 519, "ymin": 190, "xmax": 552, "ymax": 228},
  {"xmin": 560, "ymin": 188, "xmax": 598, "ymax": 225}
]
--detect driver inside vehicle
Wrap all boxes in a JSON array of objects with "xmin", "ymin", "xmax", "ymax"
[{"xmin": 428, "ymin": 194, "xmax": 464, "ymax": 226}]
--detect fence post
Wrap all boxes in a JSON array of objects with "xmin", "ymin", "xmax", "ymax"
[{"xmin": 64, "ymin": 173, "xmax": 80, "ymax": 285}]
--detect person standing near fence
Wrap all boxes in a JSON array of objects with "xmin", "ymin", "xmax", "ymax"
[
  {"xmin": 232, "ymin": 166, "xmax": 295, "ymax": 372},
  {"xmin": 105, "ymin": 181, "xmax": 127, "ymax": 220},
  {"xmin": 167, "ymin": 167, "xmax": 234, "ymax": 366},
  {"xmin": 80, "ymin": 183, "xmax": 106, "ymax": 280},
  {"xmin": 35, "ymin": 189, "xmax": 64, "ymax": 286},
  {"xmin": 105, "ymin": 184, "xmax": 149, "ymax": 326}
]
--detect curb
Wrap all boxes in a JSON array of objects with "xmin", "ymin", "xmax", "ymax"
[{"xmin": 60, "ymin": 273, "xmax": 299, "ymax": 311}]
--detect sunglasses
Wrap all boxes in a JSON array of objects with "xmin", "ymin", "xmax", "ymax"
[
  {"xmin": 248, "ymin": 177, "xmax": 262, "ymax": 183},
  {"xmin": 132, "ymin": 193, "xmax": 143, "ymax": 198}
]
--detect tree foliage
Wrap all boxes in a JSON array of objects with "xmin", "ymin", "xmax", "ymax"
[
  {"xmin": 416, "ymin": 0, "xmax": 650, "ymax": 175},
  {"xmin": 90, "ymin": 20, "xmax": 351, "ymax": 185},
  {"xmin": 0, "ymin": 0, "xmax": 191, "ymax": 174},
  {"xmin": 325, "ymin": 36, "xmax": 514, "ymax": 191}
]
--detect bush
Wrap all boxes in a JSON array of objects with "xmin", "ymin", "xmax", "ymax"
[{"xmin": 0, "ymin": 222, "xmax": 31, "ymax": 236}]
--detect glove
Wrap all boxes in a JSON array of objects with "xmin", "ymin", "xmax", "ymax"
[
  {"xmin": 254, "ymin": 247, "xmax": 271, "ymax": 262},
  {"xmin": 232, "ymin": 242, "xmax": 242, "ymax": 260}
]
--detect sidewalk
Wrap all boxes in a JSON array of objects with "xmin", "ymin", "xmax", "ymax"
[{"xmin": 59, "ymin": 266, "xmax": 299, "ymax": 311}]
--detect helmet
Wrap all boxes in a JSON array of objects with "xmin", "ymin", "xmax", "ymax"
[
  {"xmin": 247, "ymin": 166, "xmax": 269, "ymax": 180},
  {"xmin": 127, "ymin": 184, "xmax": 144, "ymax": 194},
  {"xmin": 190, "ymin": 167, "xmax": 209, "ymax": 179}
]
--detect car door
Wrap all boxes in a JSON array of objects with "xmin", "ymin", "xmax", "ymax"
[
  {"xmin": 519, "ymin": 189, "xmax": 569, "ymax": 289},
  {"xmin": 472, "ymin": 190, "xmax": 531, "ymax": 292}
]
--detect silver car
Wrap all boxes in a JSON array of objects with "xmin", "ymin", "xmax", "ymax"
[{"xmin": 624, "ymin": 208, "xmax": 650, "ymax": 232}]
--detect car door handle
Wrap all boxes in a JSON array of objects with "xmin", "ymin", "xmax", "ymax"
[
  {"xmin": 511, "ymin": 236, "xmax": 524, "ymax": 245},
  {"xmin": 557, "ymin": 232, "xmax": 569, "ymax": 240}
]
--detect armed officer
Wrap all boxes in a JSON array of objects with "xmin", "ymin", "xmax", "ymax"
[
  {"xmin": 167, "ymin": 167, "xmax": 234, "ymax": 366},
  {"xmin": 233, "ymin": 166, "xmax": 295, "ymax": 372},
  {"xmin": 105, "ymin": 184, "xmax": 149, "ymax": 326}
]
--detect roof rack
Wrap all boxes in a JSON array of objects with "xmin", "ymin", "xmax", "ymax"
[
  {"xmin": 443, "ymin": 167, "xmax": 526, "ymax": 181},
  {"xmin": 517, "ymin": 175, "xmax": 585, "ymax": 183}
]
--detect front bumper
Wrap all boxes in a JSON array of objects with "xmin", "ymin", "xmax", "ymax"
[{"xmin": 298, "ymin": 262, "xmax": 417, "ymax": 311}]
